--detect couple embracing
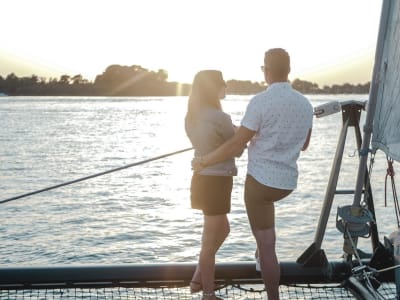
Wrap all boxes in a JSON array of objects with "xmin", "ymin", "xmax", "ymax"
[{"xmin": 185, "ymin": 48, "xmax": 313, "ymax": 300}]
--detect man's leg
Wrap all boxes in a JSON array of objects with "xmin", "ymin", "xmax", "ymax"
[
  {"xmin": 253, "ymin": 227, "xmax": 280, "ymax": 300},
  {"xmin": 244, "ymin": 175, "xmax": 291, "ymax": 300}
]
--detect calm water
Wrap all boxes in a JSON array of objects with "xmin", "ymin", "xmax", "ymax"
[{"xmin": 0, "ymin": 95, "xmax": 398, "ymax": 266}]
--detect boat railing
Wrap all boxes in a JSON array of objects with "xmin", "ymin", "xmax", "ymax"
[{"xmin": 0, "ymin": 261, "xmax": 396, "ymax": 299}]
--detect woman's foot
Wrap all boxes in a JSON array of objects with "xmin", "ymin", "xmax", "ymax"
[
  {"xmin": 190, "ymin": 281, "xmax": 223, "ymax": 294},
  {"xmin": 190, "ymin": 280, "xmax": 202, "ymax": 294},
  {"xmin": 202, "ymin": 291, "xmax": 223, "ymax": 299}
]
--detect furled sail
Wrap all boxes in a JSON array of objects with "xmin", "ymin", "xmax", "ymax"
[{"xmin": 371, "ymin": 0, "xmax": 400, "ymax": 162}]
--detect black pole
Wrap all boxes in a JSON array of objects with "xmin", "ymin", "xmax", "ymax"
[
  {"xmin": 0, "ymin": 261, "xmax": 353, "ymax": 289},
  {"xmin": 0, "ymin": 147, "xmax": 193, "ymax": 204}
]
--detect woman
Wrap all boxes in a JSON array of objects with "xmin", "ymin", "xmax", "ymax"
[{"xmin": 185, "ymin": 70, "xmax": 240, "ymax": 300}]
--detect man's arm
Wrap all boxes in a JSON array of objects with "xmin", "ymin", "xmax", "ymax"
[
  {"xmin": 301, "ymin": 128, "xmax": 312, "ymax": 151},
  {"xmin": 192, "ymin": 126, "xmax": 255, "ymax": 170}
]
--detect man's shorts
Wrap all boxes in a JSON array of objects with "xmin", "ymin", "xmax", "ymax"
[{"xmin": 244, "ymin": 174, "xmax": 292, "ymax": 230}]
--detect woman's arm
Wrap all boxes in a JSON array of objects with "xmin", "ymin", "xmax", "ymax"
[
  {"xmin": 302, "ymin": 128, "xmax": 312, "ymax": 151},
  {"xmin": 192, "ymin": 126, "xmax": 255, "ymax": 171}
]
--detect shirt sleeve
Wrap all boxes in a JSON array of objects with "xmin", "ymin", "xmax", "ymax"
[
  {"xmin": 216, "ymin": 113, "xmax": 235, "ymax": 141},
  {"xmin": 241, "ymin": 97, "xmax": 261, "ymax": 132}
]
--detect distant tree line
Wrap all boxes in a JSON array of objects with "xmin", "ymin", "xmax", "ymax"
[{"xmin": 0, "ymin": 64, "xmax": 371, "ymax": 96}]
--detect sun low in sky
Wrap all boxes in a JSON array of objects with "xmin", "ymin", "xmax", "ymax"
[{"xmin": 0, "ymin": 0, "xmax": 382, "ymax": 86}]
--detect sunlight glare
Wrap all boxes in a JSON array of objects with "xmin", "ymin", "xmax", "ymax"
[{"xmin": 1, "ymin": 0, "xmax": 382, "ymax": 85}]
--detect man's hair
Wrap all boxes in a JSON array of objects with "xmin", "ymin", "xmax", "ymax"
[{"xmin": 264, "ymin": 48, "xmax": 290, "ymax": 78}]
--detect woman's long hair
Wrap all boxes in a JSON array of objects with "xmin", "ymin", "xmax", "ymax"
[{"xmin": 186, "ymin": 70, "xmax": 225, "ymax": 124}]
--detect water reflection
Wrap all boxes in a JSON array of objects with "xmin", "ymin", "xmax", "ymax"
[{"xmin": 0, "ymin": 95, "xmax": 398, "ymax": 266}]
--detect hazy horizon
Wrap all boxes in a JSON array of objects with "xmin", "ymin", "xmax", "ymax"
[{"xmin": 0, "ymin": 49, "xmax": 375, "ymax": 87}]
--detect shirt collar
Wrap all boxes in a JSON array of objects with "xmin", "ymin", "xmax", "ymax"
[{"xmin": 267, "ymin": 82, "xmax": 291, "ymax": 91}]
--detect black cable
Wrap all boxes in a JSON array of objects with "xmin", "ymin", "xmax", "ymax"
[{"xmin": 0, "ymin": 147, "xmax": 193, "ymax": 204}]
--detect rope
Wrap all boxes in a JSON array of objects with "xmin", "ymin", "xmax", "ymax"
[
  {"xmin": 346, "ymin": 227, "xmax": 363, "ymax": 264},
  {"xmin": 346, "ymin": 233, "xmax": 384, "ymax": 300},
  {"xmin": 385, "ymin": 157, "xmax": 399, "ymax": 227},
  {"xmin": 0, "ymin": 147, "xmax": 193, "ymax": 205},
  {"xmin": 376, "ymin": 264, "xmax": 400, "ymax": 274}
]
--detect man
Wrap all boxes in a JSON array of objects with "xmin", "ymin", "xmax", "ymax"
[{"xmin": 192, "ymin": 48, "xmax": 313, "ymax": 300}]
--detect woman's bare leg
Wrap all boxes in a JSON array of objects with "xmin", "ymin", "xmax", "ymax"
[{"xmin": 191, "ymin": 214, "xmax": 229, "ymax": 298}]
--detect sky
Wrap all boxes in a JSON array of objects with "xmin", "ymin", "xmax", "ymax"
[{"xmin": 0, "ymin": 0, "xmax": 383, "ymax": 86}]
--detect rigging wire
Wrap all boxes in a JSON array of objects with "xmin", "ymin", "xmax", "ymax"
[
  {"xmin": 0, "ymin": 147, "xmax": 193, "ymax": 205},
  {"xmin": 384, "ymin": 157, "xmax": 399, "ymax": 227}
]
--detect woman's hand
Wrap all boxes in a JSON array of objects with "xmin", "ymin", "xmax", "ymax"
[{"xmin": 191, "ymin": 157, "xmax": 204, "ymax": 172}]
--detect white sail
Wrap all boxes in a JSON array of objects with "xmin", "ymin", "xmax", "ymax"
[{"xmin": 371, "ymin": 0, "xmax": 400, "ymax": 162}]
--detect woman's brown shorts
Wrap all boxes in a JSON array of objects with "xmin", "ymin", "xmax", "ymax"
[
  {"xmin": 244, "ymin": 174, "xmax": 292, "ymax": 230},
  {"xmin": 190, "ymin": 174, "xmax": 232, "ymax": 216}
]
